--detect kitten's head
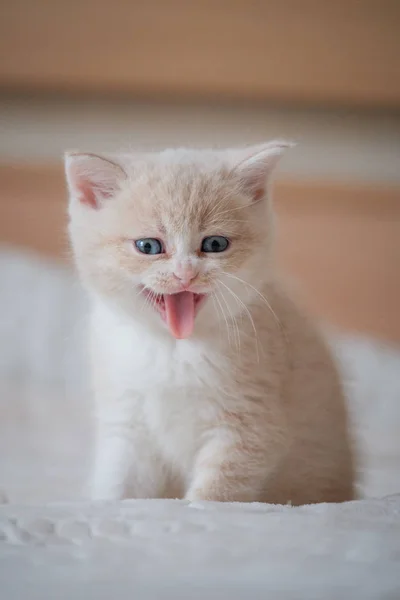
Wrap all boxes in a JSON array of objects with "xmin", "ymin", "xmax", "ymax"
[{"xmin": 65, "ymin": 142, "xmax": 292, "ymax": 339}]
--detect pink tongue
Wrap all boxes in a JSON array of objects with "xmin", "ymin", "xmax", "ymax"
[{"xmin": 164, "ymin": 292, "xmax": 195, "ymax": 339}]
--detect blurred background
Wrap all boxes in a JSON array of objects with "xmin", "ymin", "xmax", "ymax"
[{"xmin": 0, "ymin": 0, "xmax": 399, "ymax": 342}]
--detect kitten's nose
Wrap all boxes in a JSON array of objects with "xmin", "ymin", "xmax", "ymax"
[{"xmin": 173, "ymin": 265, "xmax": 198, "ymax": 287}]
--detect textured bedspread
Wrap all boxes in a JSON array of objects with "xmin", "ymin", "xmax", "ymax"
[{"xmin": 1, "ymin": 494, "xmax": 400, "ymax": 599}]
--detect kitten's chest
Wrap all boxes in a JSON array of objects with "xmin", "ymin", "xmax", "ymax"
[
  {"xmin": 112, "ymin": 325, "xmax": 228, "ymax": 391},
  {"xmin": 143, "ymin": 383, "xmax": 219, "ymax": 465},
  {"xmin": 137, "ymin": 340, "xmax": 225, "ymax": 425},
  {"xmin": 99, "ymin": 314, "xmax": 235, "ymax": 464},
  {"xmin": 122, "ymin": 337, "xmax": 228, "ymax": 463}
]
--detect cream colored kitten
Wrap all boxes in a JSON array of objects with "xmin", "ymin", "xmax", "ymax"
[{"xmin": 65, "ymin": 142, "xmax": 354, "ymax": 505}]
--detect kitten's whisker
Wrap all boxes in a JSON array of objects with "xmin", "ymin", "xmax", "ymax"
[
  {"xmin": 149, "ymin": 291, "xmax": 160, "ymax": 312},
  {"xmin": 208, "ymin": 189, "xmax": 236, "ymax": 217},
  {"xmin": 212, "ymin": 204, "xmax": 251, "ymax": 219},
  {"xmin": 134, "ymin": 287, "xmax": 145, "ymax": 299},
  {"xmin": 215, "ymin": 283, "xmax": 241, "ymax": 354},
  {"xmin": 221, "ymin": 271, "xmax": 281, "ymax": 331},
  {"xmin": 212, "ymin": 223, "xmax": 250, "ymax": 235},
  {"xmin": 138, "ymin": 291, "xmax": 149, "ymax": 313},
  {"xmin": 217, "ymin": 279, "xmax": 260, "ymax": 364},
  {"xmin": 210, "ymin": 292, "xmax": 224, "ymax": 343},
  {"xmin": 213, "ymin": 288, "xmax": 232, "ymax": 349},
  {"xmin": 135, "ymin": 285, "xmax": 153, "ymax": 313},
  {"xmin": 141, "ymin": 294, "xmax": 151, "ymax": 313},
  {"xmin": 141, "ymin": 288, "xmax": 157, "ymax": 314}
]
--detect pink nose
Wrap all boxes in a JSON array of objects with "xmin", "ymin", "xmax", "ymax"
[{"xmin": 173, "ymin": 267, "xmax": 198, "ymax": 287}]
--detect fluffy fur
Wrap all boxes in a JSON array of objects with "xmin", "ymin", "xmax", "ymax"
[{"xmin": 66, "ymin": 142, "xmax": 354, "ymax": 505}]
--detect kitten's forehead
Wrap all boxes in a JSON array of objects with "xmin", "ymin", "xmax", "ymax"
[{"xmin": 130, "ymin": 161, "xmax": 236, "ymax": 232}]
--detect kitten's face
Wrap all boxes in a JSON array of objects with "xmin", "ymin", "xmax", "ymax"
[{"xmin": 66, "ymin": 144, "xmax": 290, "ymax": 339}]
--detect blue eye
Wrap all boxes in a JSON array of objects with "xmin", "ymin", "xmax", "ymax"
[
  {"xmin": 135, "ymin": 238, "xmax": 164, "ymax": 255},
  {"xmin": 201, "ymin": 236, "xmax": 229, "ymax": 253}
]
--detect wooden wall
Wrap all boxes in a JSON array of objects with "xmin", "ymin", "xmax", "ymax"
[{"xmin": 1, "ymin": 0, "xmax": 399, "ymax": 108}]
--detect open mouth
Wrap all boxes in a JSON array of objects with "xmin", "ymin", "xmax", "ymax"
[{"xmin": 142, "ymin": 290, "xmax": 206, "ymax": 339}]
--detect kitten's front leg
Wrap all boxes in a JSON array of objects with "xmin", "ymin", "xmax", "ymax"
[
  {"xmin": 89, "ymin": 424, "xmax": 134, "ymax": 501},
  {"xmin": 186, "ymin": 421, "xmax": 289, "ymax": 503},
  {"xmin": 89, "ymin": 422, "xmax": 161, "ymax": 501}
]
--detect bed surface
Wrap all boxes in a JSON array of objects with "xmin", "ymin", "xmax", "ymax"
[{"xmin": 1, "ymin": 494, "xmax": 400, "ymax": 600}]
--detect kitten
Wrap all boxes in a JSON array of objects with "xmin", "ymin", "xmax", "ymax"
[{"xmin": 65, "ymin": 142, "xmax": 354, "ymax": 505}]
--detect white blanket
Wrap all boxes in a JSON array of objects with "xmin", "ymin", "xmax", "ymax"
[
  {"xmin": 1, "ymin": 495, "xmax": 400, "ymax": 599},
  {"xmin": 1, "ymin": 247, "xmax": 400, "ymax": 598}
]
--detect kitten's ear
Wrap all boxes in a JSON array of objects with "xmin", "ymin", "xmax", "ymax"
[
  {"xmin": 234, "ymin": 140, "xmax": 294, "ymax": 203},
  {"xmin": 64, "ymin": 152, "xmax": 127, "ymax": 209}
]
